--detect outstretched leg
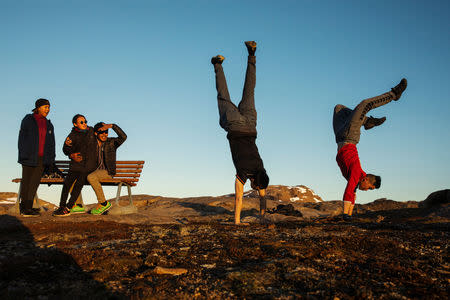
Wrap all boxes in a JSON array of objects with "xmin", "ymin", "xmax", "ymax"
[
  {"xmin": 212, "ymin": 55, "xmax": 242, "ymax": 132},
  {"xmin": 238, "ymin": 41, "xmax": 257, "ymax": 129},
  {"xmin": 346, "ymin": 79, "xmax": 407, "ymax": 143}
]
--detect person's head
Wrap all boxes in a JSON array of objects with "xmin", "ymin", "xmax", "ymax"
[
  {"xmin": 250, "ymin": 170, "xmax": 269, "ymax": 190},
  {"xmin": 94, "ymin": 122, "xmax": 108, "ymax": 142},
  {"xmin": 32, "ymin": 98, "xmax": 50, "ymax": 117},
  {"xmin": 72, "ymin": 114, "xmax": 87, "ymax": 130},
  {"xmin": 359, "ymin": 174, "xmax": 381, "ymax": 191}
]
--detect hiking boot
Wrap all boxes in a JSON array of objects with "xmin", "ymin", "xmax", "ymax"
[
  {"xmin": 20, "ymin": 208, "xmax": 40, "ymax": 217},
  {"xmin": 391, "ymin": 78, "xmax": 407, "ymax": 100},
  {"xmin": 53, "ymin": 207, "xmax": 71, "ymax": 217},
  {"xmin": 364, "ymin": 116, "xmax": 386, "ymax": 130},
  {"xmin": 70, "ymin": 204, "xmax": 85, "ymax": 214},
  {"xmin": 244, "ymin": 41, "xmax": 257, "ymax": 55},
  {"xmin": 90, "ymin": 201, "xmax": 112, "ymax": 215},
  {"xmin": 211, "ymin": 55, "xmax": 225, "ymax": 65}
]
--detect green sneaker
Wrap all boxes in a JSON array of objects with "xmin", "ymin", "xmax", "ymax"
[
  {"xmin": 70, "ymin": 204, "xmax": 86, "ymax": 214},
  {"xmin": 90, "ymin": 201, "xmax": 112, "ymax": 215}
]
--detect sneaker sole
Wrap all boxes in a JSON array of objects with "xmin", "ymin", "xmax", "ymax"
[
  {"xmin": 20, "ymin": 214, "xmax": 40, "ymax": 218},
  {"xmin": 70, "ymin": 211, "xmax": 86, "ymax": 214},
  {"xmin": 53, "ymin": 214, "xmax": 71, "ymax": 217}
]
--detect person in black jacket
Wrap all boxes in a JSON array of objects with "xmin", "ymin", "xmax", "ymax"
[
  {"xmin": 211, "ymin": 41, "xmax": 269, "ymax": 225},
  {"xmin": 87, "ymin": 122, "xmax": 127, "ymax": 215},
  {"xmin": 53, "ymin": 114, "xmax": 97, "ymax": 216},
  {"xmin": 18, "ymin": 98, "xmax": 55, "ymax": 217}
]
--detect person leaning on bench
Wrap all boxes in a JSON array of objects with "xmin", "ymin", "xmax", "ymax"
[
  {"xmin": 87, "ymin": 122, "xmax": 127, "ymax": 215},
  {"xmin": 18, "ymin": 98, "xmax": 55, "ymax": 217},
  {"xmin": 53, "ymin": 114, "xmax": 97, "ymax": 217}
]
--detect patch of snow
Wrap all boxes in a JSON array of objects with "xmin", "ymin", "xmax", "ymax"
[
  {"xmin": 0, "ymin": 200, "xmax": 15, "ymax": 204},
  {"xmin": 7, "ymin": 197, "xmax": 17, "ymax": 201},
  {"xmin": 290, "ymin": 197, "xmax": 300, "ymax": 202},
  {"xmin": 296, "ymin": 187, "xmax": 307, "ymax": 194},
  {"xmin": 314, "ymin": 197, "xmax": 321, "ymax": 203}
]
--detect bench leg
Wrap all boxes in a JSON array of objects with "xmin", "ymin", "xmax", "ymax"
[
  {"xmin": 32, "ymin": 192, "xmax": 41, "ymax": 210},
  {"xmin": 14, "ymin": 182, "xmax": 22, "ymax": 214},
  {"xmin": 114, "ymin": 182, "xmax": 134, "ymax": 206}
]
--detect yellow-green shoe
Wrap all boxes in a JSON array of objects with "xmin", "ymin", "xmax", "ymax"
[
  {"xmin": 90, "ymin": 201, "xmax": 112, "ymax": 215},
  {"xmin": 70, "ymin": 204, "xmax": 86, "ymax": 214}
]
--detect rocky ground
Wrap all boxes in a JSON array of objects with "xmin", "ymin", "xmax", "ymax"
[{"xmin": 0, "ymin": 188, "xmax": 449, "ymax": 299}]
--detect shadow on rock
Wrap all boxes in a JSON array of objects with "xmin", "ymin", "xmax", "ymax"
[
  {"xmin": 268, "ymin": 204, "xmax": 303, "ymax": 217},
  {"xmin": 0, "ymin": 215, "xmax": 124, "ymax": 299},
  {"xmin": 177, "ymin": 201, "xmax": 232, "ymax": 216}
]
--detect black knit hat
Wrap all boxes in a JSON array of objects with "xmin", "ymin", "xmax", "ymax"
[{"xmin": 32, "ymin": 98, "xmax": 50, "ymax": 112}]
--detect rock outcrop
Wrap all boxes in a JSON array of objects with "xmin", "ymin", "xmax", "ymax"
[{"xmin": 243, "ymin": 185, "xmax": 323, "ymax": 203}]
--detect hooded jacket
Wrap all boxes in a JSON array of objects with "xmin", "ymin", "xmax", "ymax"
[{"xmin": 18, "ymin": 114, "xmax": 55, "ymax": 167}]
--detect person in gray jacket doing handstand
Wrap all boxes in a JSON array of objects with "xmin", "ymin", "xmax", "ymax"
[
  {"xmin": 211, "ymin": 41, "xmax": 269, "ymax": 225},
  {"xmin": 333, "ymin": 78, "xmax": 407, "ymax": 220}
]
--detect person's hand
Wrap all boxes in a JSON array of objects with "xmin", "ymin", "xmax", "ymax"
[
  {"xmin": 99, "ymin": 123, "xmax": 113, "ymax": 131},
  {"xmin": 70, "ymin": 152, "xmax": 83, "ymax": 162},
  {"xmin": 65, "ymin": 137, "xmax": 72, "ymax": 146}
]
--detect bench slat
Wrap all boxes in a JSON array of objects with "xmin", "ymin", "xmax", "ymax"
[
  {"xmin": 13, "ymin": 160, "xmax": 145, "ymax": 187},
  {"xmin": 114, "ymin": 169, "xmax": 142, "ymax": 173}
]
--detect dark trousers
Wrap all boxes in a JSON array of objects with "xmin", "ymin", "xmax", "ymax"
[
  {"xmin": 20, "ymin": 157, "xmax": 44, "ymax": 211},
  {"xmin": 59, "ymin": 171, "xmax": 87, "ymax": 209},
  {"xmin": 214, "ymin": 55, "xmax": 257, "ymax": 133},
  {"xmin": 333, "ymin": 90, "xmax": 396, "ymax": 144}
]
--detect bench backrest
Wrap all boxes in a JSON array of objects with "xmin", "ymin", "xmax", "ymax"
[
  {"xmin": 12, "ymin": 160, "xmax": 145, "ymax": 187},
  {"xmin": 54, "ymin": 160, "xmax": 145, "ymax": 186}
]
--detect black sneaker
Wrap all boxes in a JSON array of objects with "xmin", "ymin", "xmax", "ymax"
[
  {"xmin": 342, "ymin": 214, "xmax": 352, "ymax": 221},
  {"xmin": 391, "ymin": 78, "xmax": 407, "ymax": 100},
  {"xmin": 211, "ymin": 55, "xmax": 225, "ymax": 65},
  {"xmin": 364, "ymin": 116, "xmax": 386, "ymax": 130},
  {"xmin": 20, "ymin": 209, "xmax": 41, "ymax": 217},
  {"xmin": 53, "ymin": 207, "xmax": 71, "ymax": 217},
  {"xmin": 244, "ymin": 41, "xmax": 257, "ymax": 55}
]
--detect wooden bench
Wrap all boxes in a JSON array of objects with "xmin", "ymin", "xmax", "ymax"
[{"xmin": 11, "ymin": 160, "xmax": 145, "ymax": 213}]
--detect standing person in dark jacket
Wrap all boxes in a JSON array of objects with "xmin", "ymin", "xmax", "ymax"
[
  {"xmin": 53, "ymin": 114, "xmax": 97, "ymax": 216},
  {"xmin": 18, "ymin": 98, "xmax": 55, "ymax": 217},
  {"xmin": 333, "ymin": 78, "xmax": 407, "ymax": 220},
  {"xmin": 211, "ymin": 41, "xmax": 269, "ymax": 225},
  {"xmin": 87, "ymin": 122, "xmax": 127, "ymax": 215}
]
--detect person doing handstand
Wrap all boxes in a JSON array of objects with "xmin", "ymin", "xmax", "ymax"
[
  {"xmin": 211, "ymin": 41, "xmax": 269, "ymax": 225},
  {"xmin": 333, "ymin": 78, "xmax": 407, "ymax": 220}
]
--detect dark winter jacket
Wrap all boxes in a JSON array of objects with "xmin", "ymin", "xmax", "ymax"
[
  {"xmin": 18, "ymin": 114, "xmax": 55, "ymax": 167},
  {"xmin": 63, "ymin": 127, "xmax": 97, "ymax": 173},
  {"xmin": 99, "ymin": 124, "xmax": 127, "ymax": 175}
]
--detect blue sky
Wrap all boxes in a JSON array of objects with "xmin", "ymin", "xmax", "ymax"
[{"xmin": 1, "ymin": 0, "xmax": 449, "ymax": 205}]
